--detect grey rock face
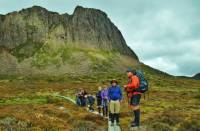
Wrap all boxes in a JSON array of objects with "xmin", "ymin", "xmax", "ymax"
[
  {"xmin": 0, "ymin": 6, "xmax": 138, "ymax": 60},
  {"xmin": 193, "ymin": 73, "xmax": 200, "ymax": 80}
]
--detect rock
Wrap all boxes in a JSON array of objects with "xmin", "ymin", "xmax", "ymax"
[
  {"xmin": 58, "ymin": 106, "xmax": 65, "ymax": 110},
  {"xmin": 0, "ymin": 5, "xmax": 138, "ymax": 59}
]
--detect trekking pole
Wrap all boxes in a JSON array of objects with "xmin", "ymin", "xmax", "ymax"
[
  {"xmin": 126, "ymin": 92, "xmax": 131, "ymax": 108},
  {"xmin": 148, "ymin": 85, "xmax": 150, "ymax": 100},
  {"xmin": 108, "ymin": 100, "xmax": 110, "ymax": 120}
]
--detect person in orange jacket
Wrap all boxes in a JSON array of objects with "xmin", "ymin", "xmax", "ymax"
[{"xmin": 124, "ymin": 68, "xmax": 141, "ymax": 127}]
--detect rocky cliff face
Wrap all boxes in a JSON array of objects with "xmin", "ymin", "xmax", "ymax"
[
  {"xmin": 0, "ymin": 6, "xmax": 138, "ymax": 59},
  {"xmin": 0, "ymin": 6, "xmax": 139, "ymax": 76}
]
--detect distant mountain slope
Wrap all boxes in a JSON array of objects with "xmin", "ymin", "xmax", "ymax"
[
  {"xmin": 193, "ymin": 73, "xmax": 200, "ymax": 80},
  {"xmin": 0, "ymin": 6, "xmax": 139, "ymax": 76}
]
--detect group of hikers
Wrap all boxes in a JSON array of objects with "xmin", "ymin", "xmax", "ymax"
[
  {"xmin": 75, "ymin": 68, "xmax": 148, "ymax": 127},
  {"xmin": 76, "ymin": 89, "xmax": 95, "ymax": 111}
]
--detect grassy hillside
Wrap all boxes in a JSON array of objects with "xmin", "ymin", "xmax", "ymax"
[
  {"xmin": 0, "ymin": 66, "xmax": 199, "ymax": 130},
  {"xmin": 0, "ymin": 82, "xmax": 107, "ymax": 130},
  {"xmin": 0, "ymin": 42, "xmax": 139, "ymax": 76}
]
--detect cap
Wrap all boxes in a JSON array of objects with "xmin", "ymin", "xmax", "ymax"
[{"xmin": 110, "ymin": 79, "xmax": 118, "ymax": 84}]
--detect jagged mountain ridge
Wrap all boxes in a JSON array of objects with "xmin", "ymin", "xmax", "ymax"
[
  {"xmin": 0, "ymin": 6, "xmax": 138, "ymax": 59},
  {"xmin": 0, "ymin": 6, "xmax": 139, "ymax": 76}
]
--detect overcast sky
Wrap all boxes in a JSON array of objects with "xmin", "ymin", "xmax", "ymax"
[{"xmin": 0, "ymin": 0, "xmax": 199, "ymax": 76}]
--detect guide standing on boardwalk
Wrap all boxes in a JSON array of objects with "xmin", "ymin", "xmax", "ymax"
[
  {"xmin": 108, "ymin": 79, "xmax": 123, "ymax": 126},
  {"xmin": 124, "ymin": 68, "xmax": 141, "ymax": 127}
]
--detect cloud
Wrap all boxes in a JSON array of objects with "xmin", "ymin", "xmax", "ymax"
[
  {"xmin": 145, "ymin": 57, "xmax": 181, "ymax": 75},
  {"xmin": 113, "ymin": 0, "xmax": 200, "ymax": 76},
  {"xmin": 0, "ymin": 0, "xmax": 199, "ymax": 76}
]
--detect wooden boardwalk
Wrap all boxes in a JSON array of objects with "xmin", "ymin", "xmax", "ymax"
[{"xmin": 54, "ymin": 94, "xmax": 121, "ymax": 131}]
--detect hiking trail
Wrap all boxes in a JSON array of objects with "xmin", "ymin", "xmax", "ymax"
[{"xmin": 53, "ymin": 93, "xmax": 121, "ymax": 131}]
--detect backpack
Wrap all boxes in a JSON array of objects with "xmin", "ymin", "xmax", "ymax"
[
  {"xmin": 96, "ymin": 91, "xmax": 101, "ymax": 99},
  {"xmin": 88, "ymin": 96, "xmax": 95, "ymax": 105},
  {"xmin": 135, "ymin": 70, "xmax": 148, "ymax": 93}
]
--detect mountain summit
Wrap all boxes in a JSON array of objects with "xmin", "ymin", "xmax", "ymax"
[
  {"xmin": 0, "ymin": 6, "xmax": 138, "ymax": 59},
  {"xmin": 0, "ymin": 6, "xmax": 139, "ymax": 76}
]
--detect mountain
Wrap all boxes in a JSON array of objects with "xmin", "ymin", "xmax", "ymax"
[
  {"xmin": 193, "ymin": 73, "xmax": 200, "ymax": 80},
  {"xmin": 0, "ymin": 6, "xmax": 139, "ymax": 76}
]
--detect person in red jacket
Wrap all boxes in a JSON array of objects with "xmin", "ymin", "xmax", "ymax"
[{"xmin": 124, "ymin": 68, "xmax": 141, "ymax": 127}]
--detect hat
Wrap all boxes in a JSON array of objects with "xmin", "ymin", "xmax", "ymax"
[
  {"xmin": 110, "ymin": 79, "xmax": 118, "ymax": 84},
  {"xmin": 126, "ymin": 67, "xmax": 135, "ymax": 73}
]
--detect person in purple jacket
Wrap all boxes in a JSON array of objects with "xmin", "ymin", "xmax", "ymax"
[{"xmin": 101, "ymin": 85, "xmax": 109, "ymax": 117}]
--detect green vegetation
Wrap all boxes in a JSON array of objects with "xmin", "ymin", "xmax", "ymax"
[
  {"xmin": 0, "ymin": 70, "xmax": 199, "ymax": 130},
  {"xmin": 0, "ymin": 97, "xmax": 47, "ymax": 105},
  {"xmin": 30, "ymin": 43, "xmax": 121, "ymax": 73},
  {"xmin": 32, "ymin": 43, "xmax": 67, "ymax": 68},
  {"xmin": 11, "ymin": 40, "xmax": 43, "ymax": 62},
  {"xmin": 87, "ymin": 50, "xmax": 119, "ymax": 72},
  {"xmin": 0, "ymin": 83, "xmax": 107, "ymax": 130},
  {"xmin": 0, "ymin": 95, "xmax": 64, "ymax": 106},
  {"xmin": 10, "ymin": 40, "xmax": 121, "ymax": 73}
]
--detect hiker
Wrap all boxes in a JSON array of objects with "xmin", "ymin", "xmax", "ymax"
[
  {"xmin": 76, "ymin": 89, "xmax": 87, "ymax": 106},
  {"xmin": 108, "ymin": 79, "xmax": 122, "ymax": 126},
  {"xmin": 81, "ymin": 89, "xmax": 87, "ymax": 106},
  {"xmin": 96, "ymin": 86, "xmax": 102, "ymax": 114},
  {"xmin": 101, "ymin": 85, "xmax": 109, "ymax": 117},
  {"xmin": 124, "ymin": 68, "xmax": 141, "ymax": 127},
  {"xmin": 76, "ymin": 91, "xmax": 82, "ymax": 106},
  {"xmin": 87, "ymin": 94, "xmax": 95, "ymax": 112}
]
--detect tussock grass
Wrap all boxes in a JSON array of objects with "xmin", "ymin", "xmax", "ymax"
[{"xmin": 0, "ymin": 65, "xmax": 199, "ymax": 130}]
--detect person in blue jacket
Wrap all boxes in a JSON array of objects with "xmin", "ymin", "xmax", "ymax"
[
  {"xmin": 108, "ymin": 79, "xmax": 123, "ymax": 126},
  {"xmin": 96, "ymin": 86, "xmax": 102, "ymax": 114},
  {"xmin": 87, "ymin": 94, "xmax": 95, "ymax": 112}
]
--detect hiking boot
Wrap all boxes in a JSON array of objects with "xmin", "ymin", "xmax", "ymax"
[
  {"xmin": 103, "ymin": 109, "xmax": 105, "ymax": 116},
  {"xmin": 110, "ymin": 113, "xmax": 114, "ymax": 123},
  {"xmin": 98, "ymin": 107, "xmax": 101, "ymax": 114},
  {"xmin": 105, "ymin": 107, "xmax": 108, "ymax": 117},
  {"xmin": 115, "ymin": 113, "xmax": 120, "ymax": 124},
  {"xmin": 131, "ymin": 123, "xmax": 139, "ymax": 127},
  {"xmin": 130, "ymin": 121, "xmax": 135, "ymax": 125},
  {"xmin": 134, "ymin": 109, "xmax": 140, "ymax": 127},
  {"xmin": 111, "ymin": 123, "xmax": 114, "ymax": 126}
]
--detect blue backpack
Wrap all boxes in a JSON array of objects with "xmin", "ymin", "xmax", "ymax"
[
  {"xmin": 88, "ymin": 96, "xmax": 95, "ymax": 105},
  {"xmin": 135, "ymin": 70, "xmax": 148, "ymax": 93}
]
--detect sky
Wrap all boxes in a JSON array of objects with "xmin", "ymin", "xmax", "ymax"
[{"xmin": 0, "ymin": 0, "xmax": 199, "ymax": 76}]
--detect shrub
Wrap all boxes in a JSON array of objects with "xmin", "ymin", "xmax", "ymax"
[
  {"xmin": 151, "ymin": 122, "xmax": 172, "ymax": 131},
  {"xmin": 178, "ymin": 117, "xmax": 200, "ymax": 131},
  {"xmin": 72, "ymin": 120, "xmax": 96, "ymax": 131}
]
